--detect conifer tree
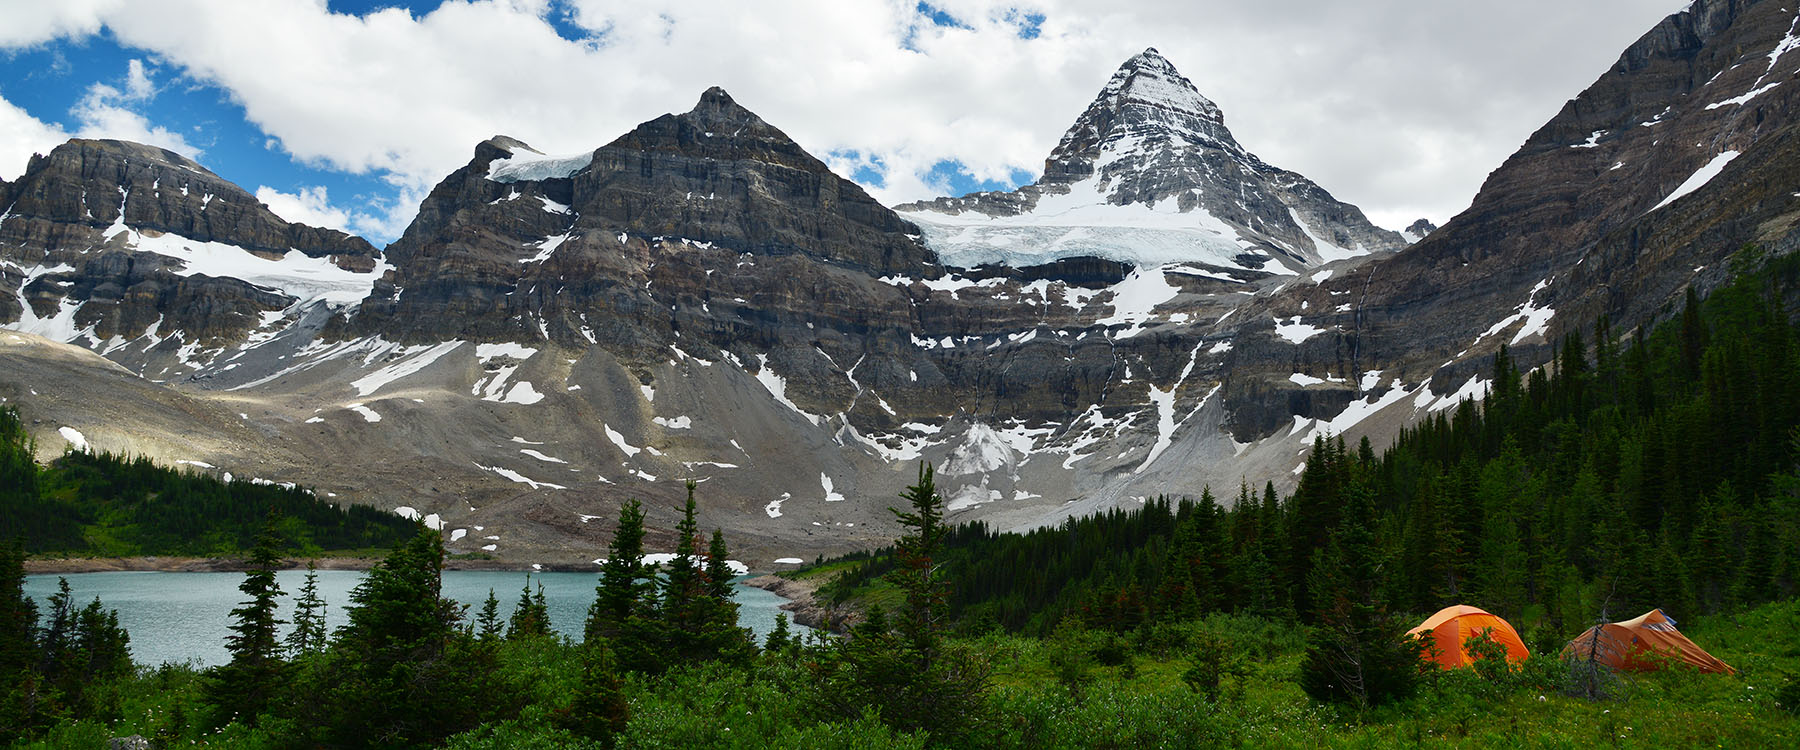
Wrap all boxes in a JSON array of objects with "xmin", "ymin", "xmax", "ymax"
[
  {"xmin": 705, "ymin": 528, "xmax": 735, "ymax": 600},
  {"xmin": 206, "ymin": 520, "xmax": 288, "ymax": 727},
  {"xmin": 764, "ymin": 613, "xmax": 793, "ymax": 654},
  {"xmin": 506, "ymin": 577, "xmax": 552, "ymax": 640},
  {"xmin": 1298, "ymin": 484, "xmax": 1419, "ymax": 707},
  {"xmin": 285, "ymin": 562, "xmax": 327, "ymax": 658},
  {"xmin": 35, "ymin": 579, "xmax": 74, "ymax": 685},
  {"xmin": 818, "ymin": 464, "xmax": 990, "ymax": 740},
  {"xmin": 1681, "ymin": 285, "xmax": 1708, "ymax": 380},
  {"xmin": 586, "ymin": 499, "xmax": 657, "ymax": 672},
  {"xmin": 474, "ymin": 589, "xmax": 503, "ymax": 642},
  {"xmin": 659, "ymin": 482, "xmax": 708, "ymax": 666},
  {"xmin": 701, "ymin": 527, "xmax": 752, "ymax": 663},
  {"xmin": 0, "ymin": 540, "xmax": 38, "ymax": 744},
  {"xmin": 316, "ymin": 528, "xmax": 490, "ymax": 746},
  {"xmin": 562, "ymin": 641, "xmax": 628, "ymax": 745}
]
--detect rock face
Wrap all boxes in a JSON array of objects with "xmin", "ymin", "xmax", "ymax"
[
  {"xmin": 351, "ymin": 87, "xmax": 938, "ymax": 347},
  {"xmin": 897, "ymin": 48, "xmax": 1405, "ymax": 272},
  {"xmin": 8, "ymin": 3, "xmax": 1800, "ymax": 566},
  {"xmin": 1208, "ymin": 0, "xmax": 1800, "ymax": 441},
  {"xmin": 1402, "ymin": 219, "xmax": 1437, "ymax": 243},
  {"xmin": 0, "ymin": 139, "xmax": 383, "ymax": 375}
]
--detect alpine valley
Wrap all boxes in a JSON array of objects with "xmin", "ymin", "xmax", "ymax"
[{"xmin": 6, "ymin": 0, "xmax": 1800, "ymax": 572}]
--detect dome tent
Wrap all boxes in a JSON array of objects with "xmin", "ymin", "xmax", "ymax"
[
  {"xmin": 1406, "ymin": 605, "xmax": 1530, "ymax": 669},
  {"xmin": 1563, "ymin": 609, "xmax": 1734, "ymax": 674}
]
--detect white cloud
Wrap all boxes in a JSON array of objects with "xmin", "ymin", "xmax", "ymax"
[
  {"xmin": 256, "ymin": 181, "xmax": 427, "ymax": 241},
  {"xmin": 123, "ymin": 58, "xmax": 154, "ymax": 100},
  {"xmin": 70, "ymin": 80, "xmax": 200, "ymax": 159},
  {"xmin": 0, "ymin": 0, "xmax": 123, "ymax": 48},
  {"xmin": 0, "ymin": 0, "xmax": 1687, "ymax": 234},
  {"xmin": 256, "ymin": 185, "xmax": 350, "ymax": 230},
  {"xmin": 0, "ymin": 93, "xmax": 68, "ymax": 181}
]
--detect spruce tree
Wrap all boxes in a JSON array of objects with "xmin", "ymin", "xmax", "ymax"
[
  {"xmin": 474, "ymin": 589, "xmax": 503, "ymax": 642},
  {"xmin": 561, "ymin": 641, "xmax": 629, "ymax": 745},
  {"xmin": 285, "ymin": 562, "xmax": 327, "ymax": 658},
  {"xmin": 586, "ymin": 499, "xmax": 657, "ymax": 672},
  {"xmin": 0, "ymin": 540, "xmax": 38, "ymax": 744},
  {"xmin": 701, "ymin": 527, "xmax": 752, "ymax": 664},
  {"xmin": 506, "ymin": 578, "xmax": 552, "ymax": 640},
  {"xmin": 818, "ymin": 464, "xmax": 990, "ymax": 740},
  {"xmin": 705, "ymin": 528, "xmax": 735, "ymax": 600},
  {"xmin": 764, "ymin": 613, "xmax": 793, "ymax": 654},
  {"xmin": 659, "ymin": 482, "xmax": 708, "ymax": 667},
  {"xmin": 316, "ymin": 528, "xmax": 490, "ymax": 746},
  {"xmin": 1298, "ymin": 484, "xmax": 1420, "ymax": 707},
  {"xmin": 206, "ymin": 520, "xmax": 288, "ymax": 727}
]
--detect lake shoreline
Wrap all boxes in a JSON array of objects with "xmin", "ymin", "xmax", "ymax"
[
  {"xmin": 18, "ymin": 569, "xmax": 804, "ymax": 667},
  {"xmin": 742, "ymin": 573, "xmax": 856, "ymax": 634}
]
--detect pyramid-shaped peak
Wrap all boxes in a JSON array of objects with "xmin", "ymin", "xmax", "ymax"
[
  {"xmin": 681, "ymin": 86, "xmax": 772, "ymax": 132},
  {"xmin": 696, "ymin": 85, "xmax": 735, "ymax": 108},
  {"xmin": 690, "ymin": 86, "xmax": 751, "ymax": 116},
  {"xmin": 1100, "ymin": 47, "xmax": 1220, "ymax": 123},
  {"xmin": 1044, "ymin": 47, "xmax": 1232, "ymax": 172},
  {"xmin": 1125, "ymin": 47, "xmax": 1175, "ymax": 71}
]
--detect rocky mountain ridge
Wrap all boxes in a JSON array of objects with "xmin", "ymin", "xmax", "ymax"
[
  {"xmin": 896, "ymin": 48, "xmax": 1405, "ymax": 273},
  {"xmin": 6, "ymin": 1, "xmax": 1799, "ymax": 566}
]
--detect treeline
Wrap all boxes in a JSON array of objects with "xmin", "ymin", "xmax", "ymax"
[
  {"xmin": 0, "ymin": 407, "xmax": 416, "ymax": 556},
  {"xmin": 1, "ymin": 477, "xmax": 984, "ymax": 747},
  {"xmin": 0, "ymin": 542, "xmax": 133, "ymax": 742},
  {"xmin": 825, "ymin": 245, "xmax": 1800, "ymax": 639}
]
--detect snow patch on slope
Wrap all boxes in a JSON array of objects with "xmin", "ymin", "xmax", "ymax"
[
  {"xmin": 486, "ymin": 149, "xmax": 594, "ymax": 183},
  {"xmin": 350, "ymin": 341, "xmax": 464, "ymax": 397},
  {"xmin": 1652, "ymin": 150, "xmax": 1740, "ymax": 211}
]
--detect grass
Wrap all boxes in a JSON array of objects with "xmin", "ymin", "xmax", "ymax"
[{"xmin": 16, "ymin": 600, "xmax": 1800, "ymax": 748}]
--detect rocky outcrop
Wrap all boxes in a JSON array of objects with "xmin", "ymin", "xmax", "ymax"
[
  {"xmin": 1402, "ymin": 219, "xmax": 1437, "ymax": 243},
  {"xmin": 1208, "ymin": 0, "xmax": 1800, "ymax": 441},
  {"xmin": 743, "ymin": 574, "xmax": 858, "ymax": 633},
  {"xmin": 0, "ymin": 139, "xmax": 383, "ymax": 361},
  {"xmin": 3, "ymin": 140, "xmax": 375, "ymax": 263},
  {"xmin": 897, "ymin": 48, "xmax": 1405, "ymax": 272},
  {"xmin": 10, "ymin": 2, "xmax": 1800, "ymax": 565}
]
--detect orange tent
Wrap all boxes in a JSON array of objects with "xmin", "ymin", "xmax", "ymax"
[
  {"xmin": 1407, "ymin": 605, "xmax": 1531, "ymax": 669},
  {"xmin": 1562, "ymin": 609, "xmax": 1734, "ymax": 674}
]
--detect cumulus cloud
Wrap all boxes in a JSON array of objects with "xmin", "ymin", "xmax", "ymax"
[
  {"xmin": 123, "ymin": 58, "xmax": 154, "ymax": 100},
  {"xmin": 256, "ymin": 180, "xmax": 429, "ymax": 241},
  {"xmin": 0, "ymin": 0, "xmax": 122, "ymax": 48},
  {"xmin": 0, "ymin": 0, "xmax": 1687, "ymax": 235},
  {"xmin": 0, "ymin": 93, "xmax": 68, "ymax": 181},
  {"xmin": 256, "ymin": 185, "xmax": 351, "ymax": 230},
  {"xmin": 67, "ymin": 59, "xmax": 200, "ymax": 159}
]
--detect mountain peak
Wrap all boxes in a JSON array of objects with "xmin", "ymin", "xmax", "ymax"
[
  {"xmin": 1045, "ymin": 48, "xmax": 1228, "ymax": 179},
  {"xmin": 694, "ymin": 85, "xmax": 735, "ymax": 109},
  {"xmin": 1106, "ymin": 47, "xmax": 1222, "ymax": 123},
  {"xmin": 674, "ymin": 85, "xmax": 772, "ymax": 136},
  {"xmin": 896, "ymin": 46, "xmax": 1403, "ymax": 272},
  {"xmin": 1119, "ymin": 46, "xmax": 1180, "ymax": 80},
  {"xmin": 59, "ymin": 138, "xmax": 214, "ymax": 176}
]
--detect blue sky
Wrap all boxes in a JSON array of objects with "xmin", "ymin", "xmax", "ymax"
[
  {"xmin": 0, "ymin": 0, "xmax": 1035, "ymax": 242},
  {"xmin": 0, "ymin": 1, "xmax": 1683, "ymax": 245},
  {"xmin": 1, "ymin": 29, "xmax": 409, "ymax": 230}
]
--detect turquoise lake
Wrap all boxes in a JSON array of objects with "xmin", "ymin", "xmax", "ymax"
[{"xmin": 22, "ymin": 570, "xmax": 807, "ymax": 667}]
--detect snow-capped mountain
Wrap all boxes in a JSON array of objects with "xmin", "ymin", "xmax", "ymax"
[
  {"xmin": 1401, "ymin": 218, "xmax": 1437, "ymax": 243},
  {"xmin": 7, "ymin": 0, "xmax": 1800, "ymax": 567},
  {"xmin": 0, "ymin": 139, "xmax": 384, "ymax": 378},
  {"xmin": 897, "ymin": 48, "xmax": 1404, "ymax": 273}
]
